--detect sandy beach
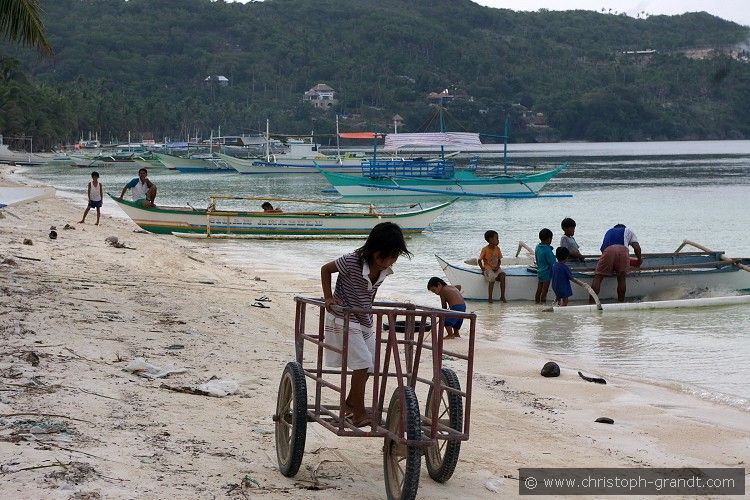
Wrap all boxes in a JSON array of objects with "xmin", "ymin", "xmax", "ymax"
[{"xmin": 1, "ymin": 165, "xmax": 748, "ymax": 499}]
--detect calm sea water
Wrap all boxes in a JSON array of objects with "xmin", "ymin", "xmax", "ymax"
[{"xmin": 21, "ymin": 140, "xmax": 750, "ymax": 410}]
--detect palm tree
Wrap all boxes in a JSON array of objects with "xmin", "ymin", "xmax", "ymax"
[{"xmin": 0, "ymin": 0, "xmax": 52, "ymax": 57}]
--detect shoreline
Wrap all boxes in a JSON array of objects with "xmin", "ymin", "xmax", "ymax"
[{"xmin": 2, "ymin": 165, "xmax": 748, "ymax": 498}]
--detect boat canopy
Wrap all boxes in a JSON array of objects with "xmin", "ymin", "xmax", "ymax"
[
  {"xmin": 338, "ymin": 132, "xmax": 383, "ymax": 140},
  {"xmin": 384, "ymin": 132, "xmax": 482, "ymax": 149}
]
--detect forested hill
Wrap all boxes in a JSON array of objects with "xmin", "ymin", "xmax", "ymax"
[{"xmin": 2, "ymin": 0, "xmax": 750, "ymax": 148}]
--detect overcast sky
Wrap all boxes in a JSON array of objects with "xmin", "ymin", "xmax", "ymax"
[{"xmin": 471, "ymin": 1, "xmax": 750, "ymax": 27}]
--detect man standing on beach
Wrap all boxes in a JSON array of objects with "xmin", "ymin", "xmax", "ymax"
[
  {"xmin": 119, "ymin": 168, "xmax": 157, "ymax": 207},
  {"xmin": 590, "ymin": 224, "xmax": 642, "ymax": 302}
]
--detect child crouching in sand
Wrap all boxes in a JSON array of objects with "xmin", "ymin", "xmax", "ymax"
[
  {"xmin": 427, "ymin": 277, "xmax": 466, "ymax": 339},
  {"xmin": 321, "ymin": 222, "xmax": 411, "ymax": 427}
]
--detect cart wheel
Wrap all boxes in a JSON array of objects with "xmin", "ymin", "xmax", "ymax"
[
  {"xmin": 383, "ymin": 386, "xmax": 421, "ymax": 500},
  {"xmin": 275, "ymin": 361, "xmax": 307, "ymax": 477},
  {"xmin": 425, "ymin": 367, "xmax": 463, "ymax": 483}
]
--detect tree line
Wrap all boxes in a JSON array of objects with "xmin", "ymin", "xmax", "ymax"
[{"xmin": 1, "ymin": 0, "xmax": 749, "ymax": 149}]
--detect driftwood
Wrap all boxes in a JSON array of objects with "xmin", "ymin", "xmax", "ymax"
[{"xmin": 12, "ymin": 255, "xmax": 41, "ymax": 262}]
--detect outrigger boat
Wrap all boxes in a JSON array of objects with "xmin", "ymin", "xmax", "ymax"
[
  {"xmin": 109, "ymin": 194, "xmax": 454, "ymax": 238},
  {"xmin": 320, "ymin": 165, "xmax": 567, "ymax": 198},
  {"xmin": 436, "ymin": 241, "xmax": 750, "ymax": 301}
]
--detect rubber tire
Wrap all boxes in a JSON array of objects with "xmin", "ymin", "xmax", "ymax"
[
  {"xmin": 383, "ymin": 386, "xmax": 422, "ymax": 500},
  {"xmin": 275, "ymin": 361, "xmax": 307, "ymax": 477},
  {"xmin": 425, "ymin": 367, "xmax": 463, "ymax": 483}
]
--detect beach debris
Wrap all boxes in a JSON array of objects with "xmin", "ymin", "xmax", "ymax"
[
  {"xmin": 197, "ymin": 378, "xmax": 239, "ymax": 397},
  {"xmin": 63, "ymin": 223, "xmax": 75, "ymax": 230},
  {"xmin": 49, "ymin": 230, "xmax": 57, "ymax": 240},
  {"xmin": 255, "ymin": 295, "xmax": 272, "ymax": 302},
  {"xmin": 540, "ymin": 361, "xmax": 560, "ymax": 378},
  {"xmin": 595, "ymin": 417, "xmax": 614, "ymax": 424},
  {"xmin": 578, "ymin": 371, "xmax": 607, "ymax": 384},
  {"xmin": 50, "ymin": 226, "xmax": 56, "ymax": 230},
  {"xmin": 165, "ymin": 344, "xmax": 185, "ymax": 350},
  {"xmin": 251, "ymin": 301, "xmax": 270, "ymax": 309},
  {"xmin": 187, "ymin": 254, "xmax": 205, "ymax": 264},
  {"xmin": 23, "ymin": 238, "xmax": 33, "ymax": 245},
  {"xmin": 12, "ymin": 254, "xmax": 41, "ymax": 262},
  {"xmin": 485, "ymin": 477, "xmax": 505, "ymax": 493},
  {"xmin": 160, "ymin": 378, "xmax": 239, "ymax": 397},
  {"xmin": 1, "ymin": 258, "xmax": 17, "ymax": 266},
  {"xmin": 104, "ymin": 236, "xmax": 135, "ymax": 250},
  {"xmin": 123, "ymin": 357, "xmax": 186, "ymax": 379},
  {"xmin": 253, "ymin": 276, "xmax": 267, "ymax": 282},
  {"xmin": 47, "ymin": 461, "xmax": 98, "ymax": 484},
  {"xmin": 24, "ymin": 351, "xmax": 40, "ymax": 367}
]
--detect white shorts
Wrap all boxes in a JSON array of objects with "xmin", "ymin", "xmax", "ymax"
[
  {"xmin": 483, "ymin": 268, "xmax": 503, "ymax": 282},
  {"xmin": 324, "ymin": 313, "xmax": 375, "ymax": 372}
]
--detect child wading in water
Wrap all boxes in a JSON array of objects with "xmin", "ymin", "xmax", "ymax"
[
  {"xmin": 79, "ymin": 171, "xmax": 103, "ymax": 225},
  {"xmin": 534, "ymin": 228, "xmax": 556, "ymax": 304},
  {"xmin": 550, "ymin": 247, "xmax": 585, "ymax": 306},
  {"xmin": 427, "ymin": 277, "xmax": 466, "ymax": 339},
  {"xmin": 321, "ymin": 222, "xmax": 411, "ymax": 427}
]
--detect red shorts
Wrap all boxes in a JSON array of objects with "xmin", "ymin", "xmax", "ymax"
[{"xmin": 595, "ymin": 245, "xmax": 630, "ymax": 276}]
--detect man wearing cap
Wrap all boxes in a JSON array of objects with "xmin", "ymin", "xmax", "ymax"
[{"xmin": 590, "ymin": 224, "xmax": 642, "ymax": 303}]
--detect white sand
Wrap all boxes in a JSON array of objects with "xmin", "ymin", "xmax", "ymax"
[{"xmin": 1, "ymin": 166, "xmax": 747, "ymax": 499}]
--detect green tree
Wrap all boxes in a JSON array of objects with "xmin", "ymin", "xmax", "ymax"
[{"xmin": 0, "ymin": 0, "xmax": 51, "ymax": 57}]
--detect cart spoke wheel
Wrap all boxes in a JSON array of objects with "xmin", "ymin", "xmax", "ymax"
[
  {"xmin": 274, "ymin": 362, "xmax": 307, "ymax": 477},
  {"xmin": 383, "ymin": 387, "xmax": 421, "ymax": 500},
  {"xmin": 425, "ymin": 368, "xmax": 463, "ymax": 483}
]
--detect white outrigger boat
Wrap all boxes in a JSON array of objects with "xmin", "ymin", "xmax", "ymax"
[
  {"xmin": 436, "ymin": 241, "xmax": 750, "ymax": 301},
  {"xmin": 110, "ymin": 194, "xmax": 454, "ymax": 238}
]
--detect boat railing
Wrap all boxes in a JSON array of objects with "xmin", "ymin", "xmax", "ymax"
[{"xmin": 361, "ymin": 159, "xmax": 455, "ymax": 179}]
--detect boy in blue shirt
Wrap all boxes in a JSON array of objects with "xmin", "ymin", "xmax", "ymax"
[
  {"xmin": 534, "ymin": 228, "xmax": 556, "ymax": 304},
  {"xmin": 551, "ymin": 247, "xmax": 585, "ymax": 306}
]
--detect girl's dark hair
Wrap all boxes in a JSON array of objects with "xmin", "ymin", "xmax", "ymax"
[
  {"xmin": 427, "ymin": 276, "xmax": 446, "ymax": 289},
  {"xmin": 355, "ymin": 222, "xmax": 412, "ymax": 263}
]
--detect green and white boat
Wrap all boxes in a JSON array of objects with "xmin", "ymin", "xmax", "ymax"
[
  {"xmin": 320, "ymin": 164, "xmax": 567, "ymax": 198},
  {"xmin": 109, "ymin": 194, "xmax": 454, "ymax": 238}
]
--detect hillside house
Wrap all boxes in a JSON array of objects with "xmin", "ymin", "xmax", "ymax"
[
  {"xmin": 204, "ymin": 75, "xmax": 229, "ymax": 87},
  {"xmin": 304, "ymin": 83, "xmax": 338, "ymax": 109}
]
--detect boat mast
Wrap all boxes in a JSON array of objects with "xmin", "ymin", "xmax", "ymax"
[
  {"xmin": 336, "ymin": 114, "xmax": 341, "ymax": 163},
  {"xmin": 438, "ymin": 97, "xmax": 445, "ymax": 161},
  {"xmin": 265, "ymin": 119, "xmax": 270, "ymax": 162},
  {"xmin": 503, "ymin": 115, "xmax": 509, "ymax": 175}
]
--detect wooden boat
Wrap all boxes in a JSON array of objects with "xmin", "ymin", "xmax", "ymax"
[
  {"xmin": 109, "ymin": 194, "xmax": 454, "ymax": 238},
  {"xmin": 217, "ymin": 152, "xmax": 363, "ymax": 174},
  {"xmin": 435, "ymin": 242, "xmax": 750, "ymax": 301},
  {"xmin": 320, "ymin": 164, "xmax": 567, "ymax": 198},
  {"xmin": 155, "ymin": 153, "xmax": 234, "ymax": 173}
]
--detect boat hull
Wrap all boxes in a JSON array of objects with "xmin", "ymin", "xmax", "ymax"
[
  {"xmin": 321, "ymin": 165, "xmax": 566, "ymax": 197},
  {"xmin": 110, "ymin": 195, "xmax": 453, "ymax": 238},
  {"xmin": 436, "ymin": 254, "xmax": 750, "ymax": 301},
  {"xmin": 156, "ymin": 153, "xmax": 233, "ymax": 173}
]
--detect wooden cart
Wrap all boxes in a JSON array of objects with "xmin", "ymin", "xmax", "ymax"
[{"xmin": 273, "ymin": 297, "xmax": 477, "ymax": 499}]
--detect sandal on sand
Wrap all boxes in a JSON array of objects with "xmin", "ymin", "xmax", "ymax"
[{"xmin": 250, "ymin": 302, "xmax": 270, "ymax": 309}]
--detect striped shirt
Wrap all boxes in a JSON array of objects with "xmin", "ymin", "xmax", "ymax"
[{"xmin": 332, "ymin": 252, "xmax": 393, "ymax": 328}]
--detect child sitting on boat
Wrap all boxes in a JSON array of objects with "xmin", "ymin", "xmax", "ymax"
[
  {"xmin": 427, "ymin": 277, "xmax": 466, "ymax": 339},
  {"xmin": 560, "ymin": 217, "xmax": 585, "ymax": 262},
  {"xmin": 261, "ymin": 201, "xmax": 282, "ymax": 212},
  {"xmin": 534, "ymin": 228, "xmax": 556, "ymax": 304},
  {"xmin": 320, "ymin": 222, "xmax": 411, "ymax": 427},
  {"xmin": 479, "ymin": 230, "xmax": 506, "ymax": 303},
  {"xmin": 551, "ymin": 247, "xmax": 586, "ymax": 306}
]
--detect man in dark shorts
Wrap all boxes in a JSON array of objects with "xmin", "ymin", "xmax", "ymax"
[{"xmin": 591, "ymin": 224, "xmax": 642, "ymax": 302}]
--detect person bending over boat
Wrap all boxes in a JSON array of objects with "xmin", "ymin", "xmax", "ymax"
[
  {"xmin": 261, "ymin": 201, "xmax": 282, "ymax": 212},
  {"xmin": 119, "ymin": 168, "xmax": 157, "ymax": 208},
  {"xmin": 590, "ymin": 224, "xmax": 642, "ymax": 303}
]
